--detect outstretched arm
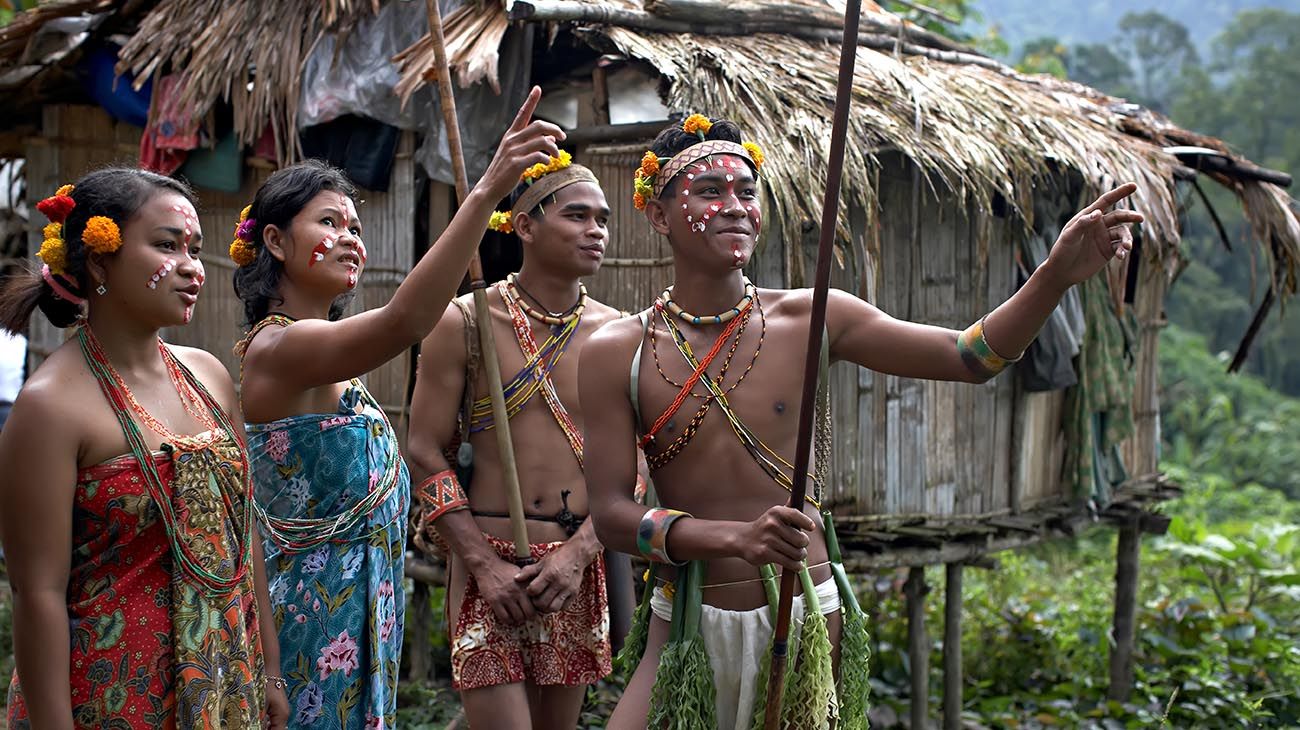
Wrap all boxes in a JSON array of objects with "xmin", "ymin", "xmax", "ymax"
[
  {"xmin": 829, "ymin": 183, "xmax": 1142, "ymax": 382},
  {"xmin": 580, "ymin": 323, "xmax": 814, "ymax": 572},
  {"xmin": 247, "ymin": 87, "xmax": 565, "ymax": 390}
]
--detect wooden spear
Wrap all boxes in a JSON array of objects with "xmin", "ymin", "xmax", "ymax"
[
  {"xmin": 762, "ymin": 0, "xmax": 862, "ymax": 726},
  {"xmin": 424, "ymin": 0, "xmax": 533, "ymax": 565}
]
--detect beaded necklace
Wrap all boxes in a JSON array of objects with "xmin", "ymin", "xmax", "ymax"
[
  {"xmin": 469, "ymin": 284, "xmax": 581, "ymax": 434},
  {"xmin": 661, "ymin": 278, "xmax": 756, "ymax": 326},
  {"xmin": 505, "ymin": 273, "xmax": 587, "ymax": 326},
  {"xmin": 660, "ymin": 311, "xmax": 824, "ymax": 509},
  {"xmin": 236, "ymin": 314, "xmax": 405, "ymax": 553},
  {"xmin": 97, "ymin": 338, "xmax": 220, "ymax": 441},
  {"xmin": 644, "ymin": 300, "xmax": 760, "ymax": 470},
  {"xmin": 638, "ymin": 295, "xmax": 753, "ymax": 450},
  {"xmin": 78, "ymin": 325, "xmax": 253, "ymax": 591},
  {"xmin": 499, "ymin": 283, "xmax": 585, "ymax": 466}
]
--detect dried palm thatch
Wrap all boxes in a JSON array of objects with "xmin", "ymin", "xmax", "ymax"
[
  {"xmin": 392, "ymin": 1, "xmax": 510, "ymax": 106},
  {"xmin": 0, "ymin": 0, "xmax": 114, "ymax": 64},
  {"xmin": 114, "ymin": 0, "xmax": 380, "ymax": 165},
  {"xmin": 394, "ymin": 0, "xmax": 1299, "ymax": 296},
  {"xmin": 600, "ymin": 26, "xmax": 1184, "ymax": 262}
]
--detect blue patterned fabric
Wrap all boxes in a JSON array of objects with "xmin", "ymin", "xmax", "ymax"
[{"xmin": 247, "ymin": 382, "xmax": 409, "ymax": 729}]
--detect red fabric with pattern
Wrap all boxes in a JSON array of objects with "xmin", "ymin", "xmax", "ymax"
[
  {"xmin": 451, "ymin": 534, "xmax": 612, "ymax": 690},
  {"xmin": 8, "ymin": 454, "xmax": 178, "ymax": 727}
]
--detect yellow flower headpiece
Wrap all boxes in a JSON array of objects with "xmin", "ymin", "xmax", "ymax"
[
  {"xmin": 82, "ymin": 216, "xmax": 123, "ymax": 254},
  {"xmin": 37, "ymin": 223, "xmax": 68, "ymax": 275},
  {"xmin": 520, "ymin": 150, "xmax": 573, "ymax": 185},
  {"xmin": 229, "ymin": 204, "xmax": 258, "ymax": 267},
  {"xmin": 487, "ymin": 210, "xmax": 514, "ymax": 235}
]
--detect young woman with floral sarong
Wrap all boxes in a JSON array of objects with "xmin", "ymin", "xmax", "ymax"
[
  {"xmin": 229, "ymin": 88, "xmax": 563, "ymax": 729},
  {"xmin": 0, "ymin": 168, "xmax": 289, "ymax": 728}
]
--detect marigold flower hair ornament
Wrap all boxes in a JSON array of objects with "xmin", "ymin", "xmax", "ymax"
[
  {"xmin": 632, "ymin": 114, "xmax": 766, "ymax": 210},
  {"xmin": 229, "ymin": 205, "xmax": 258, "ymax": 267},
  {"xmin": 487, "ymin": 151, "xmax": 599, "ymax": 234}
]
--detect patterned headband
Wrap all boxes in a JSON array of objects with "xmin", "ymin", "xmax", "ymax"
[
  {"xmin": 652, "ymin": 140, "xmax": 757, "ymax": 199},
  {"xmin": 514, "ymin": 164, "xmax": 599, "ymax": 220}
]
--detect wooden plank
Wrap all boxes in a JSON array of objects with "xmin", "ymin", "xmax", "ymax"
[
  {"xmin": 943, "ymin": 563, "xmax": 964, "ymax": 730},
  {"xmin": 905, "ymin": 566, "xmax": 930, "ymax": 730},
  {"xmin": 1108, "ymin": 518, "xmax": 1140, "ymax": 701}
]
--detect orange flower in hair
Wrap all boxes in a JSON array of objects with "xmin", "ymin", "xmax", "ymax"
[
  {"xmin": 229, "ymin": 239, "xmax": 257, "ymax": 267},
  {"xmin": 639, "ymin": 151, "xmax": 660, "ymax": 177},
  {"xmin": 742, "ymin": 141, "xmax": 765, "ymax": 170},
  {"xmin": 682, "ymin": 114, "xmax": 713, "ymax": 137},
  {"xmin": 81, "ymin": 216, "xmax": 123, "ymax": 254},
  {"xmin": 56, "ymin": 184, "xmax": 74, "ymax": 197},
  {"xmin": 633, "ymin": 191, "xmax": 646, "ymax": 210}
]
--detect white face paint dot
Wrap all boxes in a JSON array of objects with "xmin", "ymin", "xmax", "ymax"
[{"xmin": 686, "ymin": 174, "xmax": 695, "ymax": 180}]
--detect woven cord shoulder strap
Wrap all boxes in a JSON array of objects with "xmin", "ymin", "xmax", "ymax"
[
  {"xmin": 629, "ymin": 310, "xmax": 651, "ymax": 432},
  {"xmin": 451, "ymin": 297, "xmax": 481, "ymax": 445}
]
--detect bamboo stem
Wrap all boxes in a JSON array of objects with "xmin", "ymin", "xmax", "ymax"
[{"xmin": 425, "ymin": 0, "xmax": 532, "ymax": 564}]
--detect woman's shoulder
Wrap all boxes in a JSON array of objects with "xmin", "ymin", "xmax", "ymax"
[{"xmin": 169, "ymin": 344, "xmax": 238, "ymax": 405}]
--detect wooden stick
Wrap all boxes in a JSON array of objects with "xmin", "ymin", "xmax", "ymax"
[
  {"xmin": 425, "ymin": 0, "xmax": 533, "ymax": 565},
  {"xmin": 761, "ymin": 0, "xmax": 862, "ymax": 726},
  {"xmin": 508, "ymin": 0, "xmax": 988, "ymax": 62}
]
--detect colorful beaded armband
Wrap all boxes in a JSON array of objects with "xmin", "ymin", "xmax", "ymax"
[
  {"xmin": 957, "ymin": 316, "xmax": 1021, "ymax": 381},
  {"xmin": 637, "ymin": 507, "xmax": 691, "ymax": 565},
  {"xmin": 417, "ymin": 469, "xmax": 469, "ymax": 522}
]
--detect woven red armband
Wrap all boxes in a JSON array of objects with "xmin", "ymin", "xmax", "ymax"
[{"xmin": 417, "ymin": 469, "xmax": 469, "ymax": 522}]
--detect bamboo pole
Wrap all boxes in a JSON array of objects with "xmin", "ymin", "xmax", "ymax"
[
  {"xmin": 942, "ymin": 563, "xmax": 963, "ymax": 730},
  {"xmin": 907, "ymin": 566, "xmax": 931, "ymax": 729},
  {"xmin": 424, "ymin": 0, "xmax": 532, "ymax": 564},
  {"xmin": 761, "ymin": 1, "xmax": 862, "ymax": 726}
]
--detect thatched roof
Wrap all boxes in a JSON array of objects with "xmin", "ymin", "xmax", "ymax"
[
  {"xmin": 0, "ymin": 0, "xmax": 381, "ymax": 163},
  {"xmin": 0, "ymin": 0, "xmax": 1295, "ymax": 299},
  {"xmin": 395, "ymin": 0, "xmax": 1298, "ymax": 300}
]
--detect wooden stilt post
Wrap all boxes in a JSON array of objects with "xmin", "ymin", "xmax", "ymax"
[
  {"xmin": 942, "ymin": 562, "xmax": 963, "ymax": 730},
  {"xmin": 1109, "ymin": 516, "xmax": 1141, "ymax": 701},
  {"xmin": 407, "ymin": 579, "xmax": 433, "ymax": 683},
  {"xmin": 906, "ymin": 566, "xmax": 930, "ymax": 730}
]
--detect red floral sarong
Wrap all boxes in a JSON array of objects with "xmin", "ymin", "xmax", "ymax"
[{"xmin": 451, "ymin": 534, "xmax": 611, "ymax": 690}]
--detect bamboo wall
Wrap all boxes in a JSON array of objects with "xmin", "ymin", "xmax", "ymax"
[
  {"xmin": 24, "ymin": 105, "xmax": 417, "ymax": 417},
  {"xmin": 579, "ymin": 143, "xmax": 675, "ymax": 312}
]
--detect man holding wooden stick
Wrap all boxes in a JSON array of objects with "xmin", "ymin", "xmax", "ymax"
[
  {"xmin": 409, "ymin": 154, "xmax": 632, "ymax": 729},
  {"xmin": 580, "ymin": 114, "xmax": 1143, "ymax": 729}
]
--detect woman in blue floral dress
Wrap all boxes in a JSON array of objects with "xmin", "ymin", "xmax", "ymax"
[{"xmin": 228, "ymin": 91, "xmax": 564, "ymax": 728}]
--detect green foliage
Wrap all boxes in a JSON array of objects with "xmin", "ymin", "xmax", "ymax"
[
  {"xmin": 1159, "ymin": 326, "xmax": 1300, "ymax": 500},
  {"xmin": 864, "ymin": 514, "xmax": 1300, "ymax": 727},
  {"xmin": 1016, "ymin": 37, "xmax": 1070, "ymax": 78}
]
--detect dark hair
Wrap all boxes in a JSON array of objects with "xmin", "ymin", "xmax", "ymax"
[
  {"xmin": 649, "ymin": 116, "xmax": 746, "ymax": 199},
  {"xmin": 0, "ymin": 168, "xmax": 194, "ymax": 335},
  {"xmin": 232, "ymin": 159, "xmax": 358, "ymax": 327},
  {"xmin": 504, "ymin": 178, "xmax": 549, "ymax": 221}
]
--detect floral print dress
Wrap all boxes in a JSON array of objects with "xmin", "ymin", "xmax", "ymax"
[
  {"xmin": 6, "ymin": 433, "xmax": 265, "ymax": 729},
  {"xmin": 246, "ymin": 382, "xmax": 409, "ymax": 729}
]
